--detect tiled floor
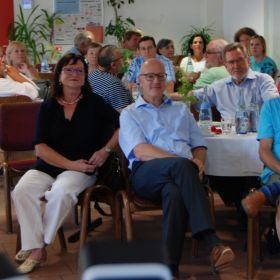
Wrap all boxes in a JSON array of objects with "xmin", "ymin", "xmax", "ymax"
[{"xmin": 0, "ymin": 183, "xmax": 279, "ymax": 280}]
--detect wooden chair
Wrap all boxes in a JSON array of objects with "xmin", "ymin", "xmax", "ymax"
[
  {"xmin": 0, "ymin": 95, "xmax": 32, "ymax": 104},
  {"xmin": 114, "ymin": 153, "xmax": 216, "ymax": 256},
  {"xmin": 246, "ymin": 204, "xmax": 275, "ymax": 280},
  {"xmin": 0, "ymin": 102, "xmax": 41, "ymax": 233}
]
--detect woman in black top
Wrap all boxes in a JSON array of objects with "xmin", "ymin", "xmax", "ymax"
[{"xmin": 12, "ymin": 54, "xmax": 119, "ymax": 274}]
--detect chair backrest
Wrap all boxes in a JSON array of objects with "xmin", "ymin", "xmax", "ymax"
[
  {"xmin": 0, "ymin": 95, "xmax": 32, "ymax": 104},
  {"xmin": 0, "ymin": 102, "xmax": 41, "ymax": 151}
]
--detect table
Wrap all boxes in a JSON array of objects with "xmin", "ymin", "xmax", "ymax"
[{"xmin": 205, "ymin": 133, "xmax": 263, "ymax": 177}]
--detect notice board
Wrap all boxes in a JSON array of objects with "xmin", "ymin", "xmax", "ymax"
[{"xmin": 54, "ymin": 0, "xmax": 103, "ymax": 45}]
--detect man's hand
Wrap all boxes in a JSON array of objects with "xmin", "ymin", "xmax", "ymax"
[{"xmin": 191, "ymin": 157, "xmax": 205, "ymax": 181}]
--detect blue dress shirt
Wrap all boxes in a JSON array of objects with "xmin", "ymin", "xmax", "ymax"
[
  {"xmin": 193, "ymin": 69, "xmax": 278, "ymax": 119},
  {"xmin": 122, "ymin": 54, "xmax": 175, "ymax": 84},
  {"xmin": 119, "ymin": 95, "xmax": 207, "ymax": 169}
]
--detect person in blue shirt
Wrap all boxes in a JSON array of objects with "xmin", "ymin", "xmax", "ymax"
[
  {"xmin": 249, "ymin": 35, "xmax": 278, "ymax": 80},
  {"xmin": 119, "ymin": 58, "xmax": 235, "ymax": 278},
  {"xmin": 122, "ymin": 36, "xmax": 175, "ymax": 93},
  {"xmin": 242, "ymin": 97, "xmax": 280, "ymax": 239},
  {"xmin": 190, "ymin": 42, "xmax": 278, "ymax": 120}
]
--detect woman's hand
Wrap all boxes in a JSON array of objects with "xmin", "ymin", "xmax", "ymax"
[
  {"xmin": 88, "ymin": 148, "xmax": 110, "ymax": 168},
  {"xmin": 70, "ymin": 159, "xmax": 97, "ymax": 173}
]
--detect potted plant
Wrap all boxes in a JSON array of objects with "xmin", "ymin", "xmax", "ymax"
[
  {"xmin": 8, "ymin": 4, "xmax": 63, "ymax": 64},
  {"xmin": 105, "ymin": 0, "xmax": 136, "ymax": 45},
  {"xmin": 180, "ymin": 25, "xmax": 214, "ymax": 55}
]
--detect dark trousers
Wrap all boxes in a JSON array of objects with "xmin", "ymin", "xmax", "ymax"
[{"xmin": 131, "ymin": 157, "xmax": 214, "ymax": 268}]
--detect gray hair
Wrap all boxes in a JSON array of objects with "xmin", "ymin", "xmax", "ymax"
[{"xmin": 74, "ymin": 30, "xmax": 94, "ymax": 48}]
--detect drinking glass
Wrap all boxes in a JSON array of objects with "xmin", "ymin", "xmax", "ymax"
[{"xmin": 221, "ymin": 118, "xmax": 233, "ymax": 134}]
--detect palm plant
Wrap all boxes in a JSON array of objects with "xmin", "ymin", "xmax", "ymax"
[
  {"xmin": 180, "ymin": 25, "xmax": 214, "ymax": 55},
  {"xmin": 105, "ymin": 0, "xmax": 136, "ymax": 44},
  {"xmin": 9, "ymin": 5, "xmax": 63, "ymax": 64}
]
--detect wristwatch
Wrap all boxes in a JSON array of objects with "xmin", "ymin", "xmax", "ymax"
[{"xmin": 104, "ymin": 146, "xmax": 112, "ymax": 154}]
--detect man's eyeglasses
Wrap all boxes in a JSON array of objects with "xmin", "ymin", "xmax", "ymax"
[
  {"xmin": 205, "ymin": 50, "xmax": 221, "ymax": 55},
  {"xmin": 139, "ymin": 46, "xmax": 155, "ymax": 52},
  {"xmin": 140, "ymin": 73, "xmax": 167, "ymax": 81},
  {"xmin": 225, "ymin": 57, "xmax": 246, "ymax": 66},
  {"xmin": 62, "ymin": 68, "xmax": 85, "ymax": 75},
  {"xmin": 112, "ymin": 56, "xmax": 123, "ymax": 62}
]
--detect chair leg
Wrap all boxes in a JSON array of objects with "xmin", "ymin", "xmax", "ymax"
[
  {"xmin": 57, "ymin": 227, "xmax": 67, "ymax": 251},
  {"xmin": 115, "ymin": 192, "xmax": 124, "ymax": 240},
  {"xmin": 79, "ymin": 189, "xmax": 92, "ymax": 249},
  {"xmin": 191, "ymin": 238, "xmax": 199, "ymax": 257},
  {"xmin": 3, "ymin": 165, "xmax": 13, "ymax": 233},
  {"xmin": 247, "ymin": 216, "xmax": 256, "ymax": 280}
]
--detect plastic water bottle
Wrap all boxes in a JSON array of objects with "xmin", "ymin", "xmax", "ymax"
[
  {"xmin": 199, "ymin": 88, "xmax": 212, "ymax": 135},
  {"xmin": 235, "ymin": 89, "xmax": 249, "ymax": 134},
  {"xmin": 248, "ymin": 91, "xmax": 259, "ymax": 133},
  {"xmin": 41, "ymin": 53, "xmax": 49, "ymax": 73},
  {"xmin": 186, "ymin": 52, "xmax": 194, "ymax": 73}
]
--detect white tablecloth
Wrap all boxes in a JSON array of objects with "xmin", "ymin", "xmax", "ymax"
[{"xmin": 205, "ymin": 133, "xmax": 263, "ymax": 176}]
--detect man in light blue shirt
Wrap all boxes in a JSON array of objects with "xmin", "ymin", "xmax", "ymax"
[
  {"xmin": 122, "ymin": 36, "xmax": 175, "ymax": 93},
  {"xmin": 190, "ymin": 42, "xmax": 278, "ymax": 119},
  {"xmin": 119, "ymin": 58, "xmax": 235, "ymax": 278}
]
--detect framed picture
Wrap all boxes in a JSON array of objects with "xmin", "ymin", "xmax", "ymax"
[{"xmin": 21, "ymin": 0, "xmax": 32, "ymax": 9}]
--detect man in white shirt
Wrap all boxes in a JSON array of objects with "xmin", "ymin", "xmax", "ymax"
[{"xmin": 0, "ymin": 61, "xmax": 38, "ymax": 100}]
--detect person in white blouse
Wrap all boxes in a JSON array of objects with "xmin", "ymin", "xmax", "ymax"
[{"xmin": 0, "ymin": 60, "xmax": 38, "ymax": 100}]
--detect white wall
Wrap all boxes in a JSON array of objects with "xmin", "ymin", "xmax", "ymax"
[{"xmin": 13, "ymin": 0, "xmax": 279, "ymax": 66}]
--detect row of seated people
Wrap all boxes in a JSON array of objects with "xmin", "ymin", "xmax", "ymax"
[
  {"xmin": 1, "ymin": 30, "xmax": 280, "ymax": 278},
  {"xmin": 8, "ymin": 43, "xmax": 280, "ymax": 277}
]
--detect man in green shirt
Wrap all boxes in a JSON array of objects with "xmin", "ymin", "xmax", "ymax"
[{"xmin": 193, "ymin": 38, "xmax": 229, "ymax": 89}]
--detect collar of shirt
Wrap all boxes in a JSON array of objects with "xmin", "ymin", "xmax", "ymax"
[
  {"xmin": 225, "ymin": 69, "xmax": 256, "ymax": 85},
  {"xmin": 135, "ymin": 94, "xmax": 172, "ymax": 108}
]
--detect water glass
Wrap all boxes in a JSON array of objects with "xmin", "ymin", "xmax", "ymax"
[{"xmin": 221, "ymin": 119, "xmax": 233, "ymax": 134}]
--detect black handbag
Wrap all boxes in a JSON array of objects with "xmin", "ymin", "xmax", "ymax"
[{"xmin": 97, "ymin": 152, "xmax": 126, "ymax": 192}]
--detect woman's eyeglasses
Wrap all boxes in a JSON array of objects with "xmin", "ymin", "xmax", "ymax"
[{"xmin": 62, "ymin": 68, "xmax": 84, "ymax": 75}]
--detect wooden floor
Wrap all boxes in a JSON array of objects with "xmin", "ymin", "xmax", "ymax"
[{"xmin": 0, "ymin": 182, "xmax": 279, "ymax": 280}]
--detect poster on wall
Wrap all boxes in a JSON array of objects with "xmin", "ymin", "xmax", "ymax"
[{"xmin": 54, "ymin": 0, "xmax": 103, "ymax": 45}]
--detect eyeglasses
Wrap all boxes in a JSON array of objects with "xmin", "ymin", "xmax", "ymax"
[
  {"xmin": 139, "ymin": 46, "xmax": 155, "ymax": 51},
  {"xmin": 205, "ymin": 50, "xmax": 221, "ymax": 55},
  {"xmin": 62, "ymin": 67, "xmax": 84, "ymax": 75},
  {"xmin": 140, "ymin": 73, "xmax": 167, "ymax": 81},
  {"xmin": 225, "ymin": 57, "xmax": 246, "ymax": 66},
  {"xmin": 112, "ymin": 56, "xmax": 123, "ymax": 62}
]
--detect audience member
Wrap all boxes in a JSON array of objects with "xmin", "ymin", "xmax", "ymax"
[
  {"xmin": 122, "ymin": 36, "xmax": 175, "ymax": 93},
  {"xmin": 12, "ymin": 53, "xmax": 119, "ymax": 274},
  {"xmin": 88, "ymin": 45, "xmax": 133, "ymax": 112},
  {"xmin": 242, "ymin": 97, "xmax": 280, "ymax": 240},
  {"xmin": 86, "ymin": 42, "xmax": 102, "ymax": 73},
  {"xmin": 193, "ymin": 38, "xmax": 229, "ymax": 90},
  {"xmin": 249, "ymin": 35, "xmax": 278, "ymax": 80},
  {"xmin": 189, "ymin": 42, "xmax": 278, "ymax": 227},
  {"xmin": 66, "ymin": 30, "xmax": 95, "ymax": 58},
  {"xmin": 122, "ymin": 30, "xmax": 142, "ymax": 52},
  {"xmin": 119, "ymin": 58, "xmax": 235, "ymax": 278},
  {"xmin": 190, "ymin": 42, "xmax": 278, "ymax": 119},
  {"xmin": 0, "ymin": 60, "xmax": 38, "ymax": 99},
  {"xmin": 234, "ymin": 27, "xmax": 257, "ymax": 56},
  {"xmin": 180, "ymin": 34, "xmax": 207, "ymax": 83},
  {"xmin": 156, "ymin": 39, "xmax": 175, "ymax": 60},
  {"xmin": 5, "ymin": 41, "xmax": 40, "ymax": 80}
]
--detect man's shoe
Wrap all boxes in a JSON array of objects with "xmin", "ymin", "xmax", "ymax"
[
  {"xmin": 241, "ymin": 190, "xmax": 266, "ymax": 218},
  {"xmin": 17, "ymin": 257, "xmax": 45, "ymax": 274},
  {"xmin": 15, "ymin": 250, "xmax": 31, "ymax": 262},
  {"xmin": 210, "ymin": 245, "xmax": 235, "ymax": 272}
]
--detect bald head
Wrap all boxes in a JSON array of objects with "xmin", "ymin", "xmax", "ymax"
[
  {"xmin": 140, "ymin": 58, "xmax": 165, "ymax": 74},
  {"xmin": 138, "ymin": 59, "xmax": 167, "ymax": 106},
  {"xmin": 206, "ymin": 38, "xmax": 228, "ymax": 68}
]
